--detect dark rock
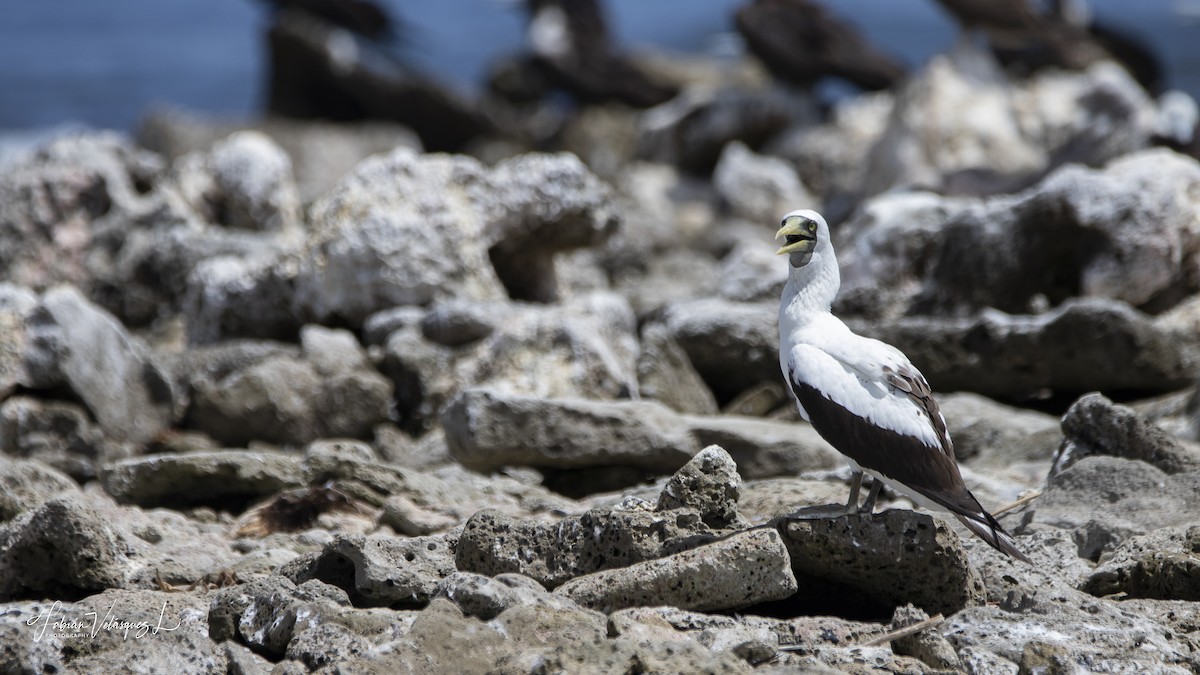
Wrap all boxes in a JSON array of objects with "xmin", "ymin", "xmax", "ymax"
[
  {"xmin": 1084, "ymin": 526, "xmax": 1200, "ymax": 601},
  {"xmin": 660, "ymin": 299, "xmax": 778, "ymax": 401},
  {"xmin": 0, "ymin": 495, "xmax": 130, "ymax": 600},
  {"xmin": 636, "ymin": 87, "xmax": 812, "ymax": 175},
  {"xmin": 554, "ymin": 527, "xmax": 797, "ymax": 614},
  {"xmin": 455, "ymin": 507, "xmax": 718, "ymax": 589},
  {"xmin": 1055, "ymin": 392, "xmax": 1200, "ymax": 476},
  {"xmin": 419, "ymin": 300, "xmax": 498, "ymax": 347},
  {"xmin": 779, "ymin": 510, "xmax": 987, "ymax": 618},
  {"xmin": 101, "ymin": 450, "xmax": 305, "ymax": 509},
  {"xmin": 655, "ymin": 445, "xmax": 743, "ymax": 528}
]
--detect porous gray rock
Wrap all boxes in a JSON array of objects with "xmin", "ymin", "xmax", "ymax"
[
  {"xmin": 101, "ymin": 450, "xmax": 304, "ymax": 508},
  {"xmin": 779, "ymin": 510, "xmax": 987, "ymax": 618},
  {"xmin": 712, "ymin": 141, "xmax": 813, "ymax": 224},
  {"xmin": 656, "ymin": 445, "xmax": 742, "ymax": 528},
  {"xmin": 0, "ymin": 495, "xmax": 130, "ymax": 599},
  {"xmin": 1055, "ymin": 392, "xmax": 1200, "ymax": 476},
  {"xmin": 682, "ymin": 413, "xmax": 842, "ymax": 479},
  {"xmin": 1021, "ymin": 456, "xmax": 1200, "ymax": 559},
  {"xmin": 455, "ymin": 508, "xmax": 718, "ymax": 588},
  {"xmin": 532, "ymin": 630, "xmax": 754, "ymax": 674},
  {"xmin": 1084, "ymin": 526, "xmax": 1200, "ymax": 601},
  {"xmin": 281, "ymin": 533, "xmax": 457, "ymax": 607},
  {"xmin": 434, "ymin": 572, "xmax": 558, "ymax": 620},
  {"xmin": 0, "ymin": 456, "xmax": 78, "ymax": 521},
  {"xmin": 554, "ymin": 527, "xmax": 797, "ymax": 614},
  {"xmin": 169, "ymin": 130, "xmax": 301, "ymax": 232},
  {"xmin": 888, "ymin": 604, "xmax": 962, "ymax": 671},
  {"xmin": 37, "ymin": 286, "xmax": 179, "ymax": 444},
  {"xmin": 208, "ymin": 575, "xmax": 352, "ymax": 658}
]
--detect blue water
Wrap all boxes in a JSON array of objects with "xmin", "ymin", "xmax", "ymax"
[{"xmin": 1, "ymin": 0, "xmax": 1198, "ymax": 132}]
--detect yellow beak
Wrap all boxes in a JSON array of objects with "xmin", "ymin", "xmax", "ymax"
[{"xmin": 775, "ymin": 218, "xmax": 816, "ymax": 255}]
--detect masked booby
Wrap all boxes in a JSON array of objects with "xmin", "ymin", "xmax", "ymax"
[{"xmin": 776, "ymin": 209, "xmax": 1029, "ymax": 562}]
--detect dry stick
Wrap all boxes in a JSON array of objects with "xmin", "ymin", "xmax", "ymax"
[
  {"xmin": 992, "ymin": 489, "xmax": 1042, "ymax": 517},
  {"xmin": 858, "ymin": 613, "xmax": 946, "ymax": 647}
]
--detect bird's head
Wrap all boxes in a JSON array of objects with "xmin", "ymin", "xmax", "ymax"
[{"xmin": 775, "ymin": 209, "xmax": 826, "ymax": 268}]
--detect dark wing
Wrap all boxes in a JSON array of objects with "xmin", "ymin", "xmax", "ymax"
[{"xmin": 881, "ymin": 364, "xmax": 953, "ymax": 459}]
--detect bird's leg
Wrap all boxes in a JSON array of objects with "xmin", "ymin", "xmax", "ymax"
[
  {"xmin": 844, "ymin": 469, "xmax": 863, "ymax": 515},
  {"xmin": 859, "ymin": 477, "xmax": 883, "ymax": 514}
]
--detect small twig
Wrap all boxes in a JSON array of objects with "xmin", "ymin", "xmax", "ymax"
[
  {"xmin": 858, "ymin": 613, "xmax": 945, "ymax": 647},
  {"xmin": 993, "ymin": 489, "xmax": 1042, "ymax": 516}
]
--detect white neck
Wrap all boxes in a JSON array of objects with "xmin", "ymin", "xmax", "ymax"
[{"xmin": 780, "ymin": 244, "xmax": 841, "ymax": 323}]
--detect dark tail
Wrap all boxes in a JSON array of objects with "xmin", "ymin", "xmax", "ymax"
[{"xmin": 954, "ymin": 511, "xmax": 1032, "ymax": 564}]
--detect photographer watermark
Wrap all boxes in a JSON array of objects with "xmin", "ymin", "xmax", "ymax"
[{"xmin": 27, "ymin": 599, "xmax": 182, "ymax": 642}]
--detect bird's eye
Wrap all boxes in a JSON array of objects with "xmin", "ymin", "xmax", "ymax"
[{"xmin": 807, "ymin": 222, "xmax": 817, "ymax": 232}]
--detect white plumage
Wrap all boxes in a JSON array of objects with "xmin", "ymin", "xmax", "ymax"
[{"xmin": 776, "ymin": 209, "xmax": 1029, "ymax": 562}]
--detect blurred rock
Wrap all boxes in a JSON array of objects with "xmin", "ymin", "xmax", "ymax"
[
  {"xmin": 712, "ymin": 141, "xmax": 813, "ymax": 224},
  {"xmin": 717, "ymin": 240, "xmax": 789, "ymax": 303},
  {"xmin": 1021, "ymin": 456, "xmax": 1200, "ymax": 559},
  {"xmin": 169, "ymin": 130, "xmax": 300, "ymax": 232},
  {"xmin": 0, "ymin": 495, "xmax": 130, "ymax": 600},
  {"xmin": 636, "ymin": 86, "xmax": 813, "ymax": 175},
  {"xmin": 0, "ymin": 284, "xmax": 38, "ymax": 399},
  {"xmin": 660, "ymin": 299, "xmax": 778, "ymax": 401},
  {"xmin": 555, "ymin": 527, "xmax": 796, "ymax": 613},
  {"xmin": 1084, "ymin": 526, "xmax": 1200, "ymax": 601},
  {"xmin": 435, "ymin": 571, "xmax": 558, "ymax": 621},
  {"xmin": 0, "ymin": 456, "xmax": 78, "ymax": 522},
  {"xmin": 939, "ymin": 392, "xmax": 1060, "ymax": 470},
  {"xmin": 779, "ymin": 510, "xmax": 986, "ymax": 618},
  {"xmin": 188, "ymin": 327, "xmax": 391, "ymax": 446},
  {"xmin": 859, "ymin": 298, "xmax": 1200, "ymax": 401},
  {"xmin": 636, "ymin": 322, "xmax": 719, "ymax": 415},
  {"xmin": 1055, "ymin": 392, "xmax": 1200, "ymax": 476},
  {"xmin": 138, "ymin": 107, "xmax": 423, "ymax": 202},
  {"xmin": 38, "ymin": 286, "xmax": 179, "ymax": 444},
  {"xmin": 0, "ymin": 132, "xmax": 163, "ymax": 292},
  {"xmin": 101, "ymin": 450, "xmax": 305, "ymax": 509},
  {"xmin": 0, "ymin": 396, "xmax": 129, "ymax": 481}
]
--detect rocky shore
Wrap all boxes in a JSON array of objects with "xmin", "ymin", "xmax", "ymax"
[{"xmin": 3, "ymin": 38, "xmax": 1200, "ymax": 673}]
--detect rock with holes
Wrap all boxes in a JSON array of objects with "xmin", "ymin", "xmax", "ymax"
[
  {"xmin": 455, "ymin": 508, "xmax": 719, "ymax": 589},
  {"xmin": 779, "ymin": 510, "xmax": 986, "ymax": 618},
  {"xmin": 655, "ymin": 445, "xmax": 743, "ymax": 528},
  {"xmin": 295, "ymin": 148, "xmax": 615, "ymax": 325},
  {"xmin": 208, "ymin": 575, "xmax": 351, "ymax": 657},
  {"xmin": 0, "ymin": 132, "xmax": 164, "ymax": 292},
  {"xmin": 554, "ymin": 527, "xmax": 797, "ymax": 613},
  {"xmin": 0, "ymin": 494, "xmax": 130, "ymax": 599},
  {"xmin": 279, "ymin": 533, "xmax": 457, "ymax": 607},
  {"xmin": 1083, "ymin": 525, "xmax": 1200, "ymax": 601},
  {"xmin": 888, "ymin": 604, "xmax": 962, "ymax": 671},
  {"xmin": 1055, "ymin": 392, "xmax": 1200, "ymax": 476}
]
